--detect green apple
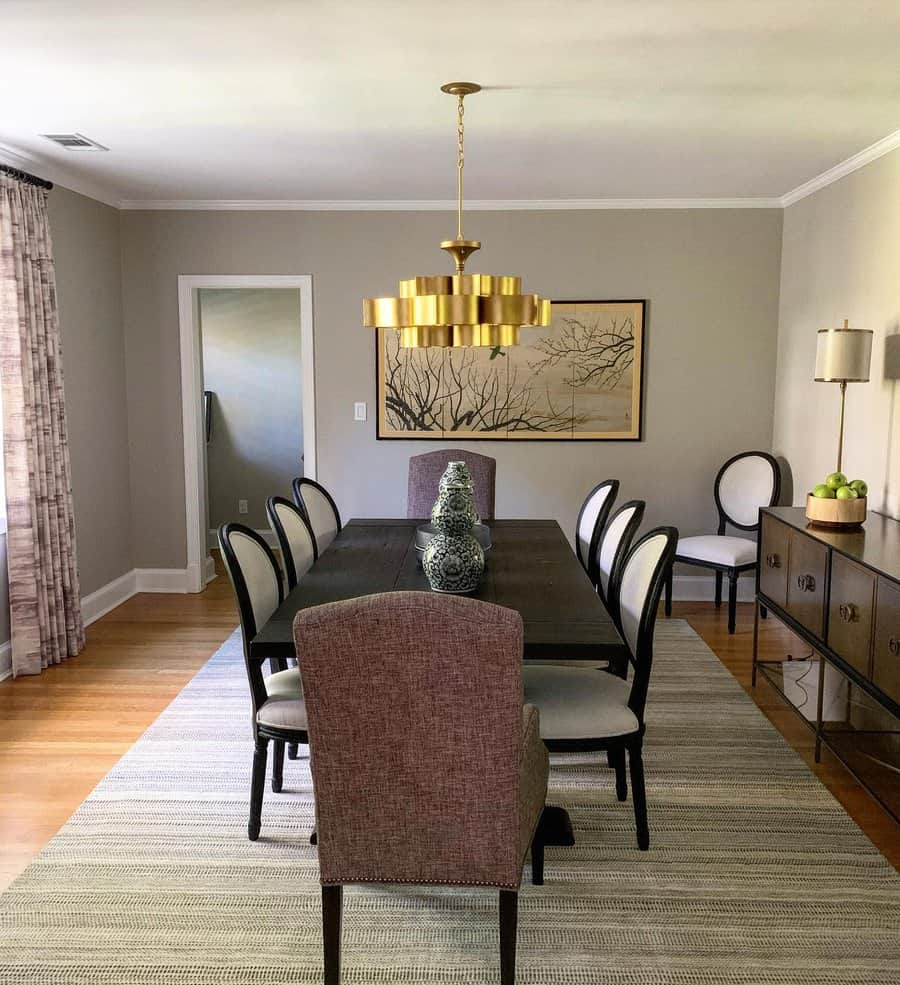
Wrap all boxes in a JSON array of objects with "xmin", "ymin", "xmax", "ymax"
[
  {"xmin": 812, "ymin": 484, "xmax": 836, "ymax": 499},
  {"xmin": 849, "ymin": 479, "xmax": 868, "ymax": 497},
  {"xmin": 836, "ymin": 485, "xmax": 858, "ymax": 500},
  {"xmin": 825, "ymin": 471, "xmax": 848, "ymax": 491}
]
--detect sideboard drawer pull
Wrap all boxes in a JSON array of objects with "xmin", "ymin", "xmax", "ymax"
[
  {"xmin": 796, "ymin": 573, "xmax": 816, "ymax": 593},
  {"xmin": 765, "ymin": 553, "xmax": 781, "ymax": 568},
  {"xmin": 890, "ymin": 636, "xmax": 900, "ymax": 657},
  {"xmin": 838, "ymin": 603, "xmax": 859, "ymax": 624}
]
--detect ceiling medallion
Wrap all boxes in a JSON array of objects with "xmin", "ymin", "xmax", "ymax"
[{"xmin": 363, "ymin": 82, "xmax": 551, "ymax": 348}]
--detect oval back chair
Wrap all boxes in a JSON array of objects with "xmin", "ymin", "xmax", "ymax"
[
  {"xmin": 292, "ymin": 477, "xmax": 342, "ymax": 555},
  {"xmin": 575, "ymin": 479, "xmax": 619, "ymax": 584},
  {"xmin": 266, "ymin": 495, "xmax": 317, "ymax": 591},
  {"xmin": 595, "ymin": 499, "xmax": 646, "ymax": 625},
  {"xmin": 218, "ymin": 522, "xmax": 308, "ymax": 840}
]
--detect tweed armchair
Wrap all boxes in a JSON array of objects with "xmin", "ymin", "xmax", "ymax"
[
  {"xmin": 407, "ymin": 448, "xmax": 496, "ymax": 520},
  {"xmin": 293, "ymin": 591, "xmax": 550, "ymax": 985}
]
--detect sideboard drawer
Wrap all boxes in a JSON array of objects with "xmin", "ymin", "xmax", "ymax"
[
  {"xmin": 785, "ymin": 531, "xmax": 828, "ymax": 637},
  {"xmin": 827, "ymin": 554, "xmax": 875, "ymax": 677},
  {"xmin": 759, "ymin": 515, "xmax": 790, "ymax": 606},
  {"xmin": 872, "ymin": 578, "xmax": 900, "ymax": 707}
]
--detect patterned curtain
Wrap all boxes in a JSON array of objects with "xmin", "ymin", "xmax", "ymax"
[{"xmin": 0, "ymin": 174, "xmax": 84, "ymax": 676}]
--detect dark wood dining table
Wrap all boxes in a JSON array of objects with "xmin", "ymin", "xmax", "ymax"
[{"xmin": 250, "ymin": 518, "xmax": 629, "ymax": 665}]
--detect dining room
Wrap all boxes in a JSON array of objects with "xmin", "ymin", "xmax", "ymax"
[{"xmin": 0, "ymin": 3, "xmax": 899, "ymax": 983}]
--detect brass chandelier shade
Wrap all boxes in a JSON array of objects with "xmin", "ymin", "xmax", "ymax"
[{"xmin": 363, "ymin": 82, "xmax": 551, "ymax": 348}]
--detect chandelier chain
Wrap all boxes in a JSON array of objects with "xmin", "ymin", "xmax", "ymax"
[{"xmin": 456, "ymin": 94, "xmax": 465, "ymax": 240}]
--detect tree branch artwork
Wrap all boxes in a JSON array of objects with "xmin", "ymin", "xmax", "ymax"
[
  {"xmin": 530, "ymin": 315, "xmax": 635, "ymax": 389},
  {"xmin": 378, "ymin": 301, "xmax": 643, "ymax": 440}
]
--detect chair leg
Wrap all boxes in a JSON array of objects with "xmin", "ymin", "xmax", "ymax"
[
  {"xmin": 760, "ymin": 603, "xmax": 768, "ymax": 620},
  {"xmin": 610, "ymin": 746, "xmax": 628, "ymax": 801},
  {"xmin": 499, "ymin": 890, "xmax": 518, "ymax": 985},
  {"xmin": 322, "ymin": 885, "xmax": 343, "ymax": 985},
  {"xmin": 271, "ymin": 739, "xmax": 285, "ymax": 793},
  {"xmin": 530, "ymin": 833, "xmax": 545, "ymax": 886},
  {"xmin": 249, "ymin": 737, "xmax": 268, "ymax": 841},
  {"xmin": 287, "ymin": 742, "xmax": 299, "ymax": 760},
  {"xmin": 727, "ymin": 572, "xmax": 738, "ymax": 634},
  {"xmin": 628, "ymin": 741, "xmax": 649, "ymax": 851},
  {"xmin": 663, "ymin": 565, "xmax": 673, "ymax": 617},
  {"xmin": 714, "ymin": 571, "xmax": 723, "ymax": 608}
]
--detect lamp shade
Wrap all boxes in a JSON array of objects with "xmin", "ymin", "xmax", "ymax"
[{"xmin": 814, "ymin": 325, "xmax": 873, "ymax": 382}]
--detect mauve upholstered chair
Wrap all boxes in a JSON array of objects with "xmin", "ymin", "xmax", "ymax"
[
  {"xmin": 293, "ymin": 591, "xmax": 550, "ymax": 985},
  {"xmin": 407, "ymin": 449, "xmax": 496, "ymax": 520}
]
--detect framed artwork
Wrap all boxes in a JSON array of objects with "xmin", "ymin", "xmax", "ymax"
[{"xmin": 376, "ymin": 299, "xmax": 645, "ymax": 440}]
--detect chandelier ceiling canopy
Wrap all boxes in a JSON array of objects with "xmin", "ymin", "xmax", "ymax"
[{"xmin": 363, "ymin": 82, "xmax": 551, "ymax": 349}]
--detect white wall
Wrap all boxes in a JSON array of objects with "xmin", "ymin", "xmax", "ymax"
[{"xmin": 773, "ymin": 149, "xmax": 900, "ymax": 517}]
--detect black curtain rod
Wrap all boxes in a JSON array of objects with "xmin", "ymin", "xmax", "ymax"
[{"xmin": 0, "ymin": 163, "xmax": 53, "ymax": 190}]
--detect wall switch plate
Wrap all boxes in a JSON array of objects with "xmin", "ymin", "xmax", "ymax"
[
  {"xmin": 354, "ymin": 401, "xmax": 367, "ymax": 422},
  {"xmin": 238, "ymin": 499, "xmax": 248, "ymax": 514}
]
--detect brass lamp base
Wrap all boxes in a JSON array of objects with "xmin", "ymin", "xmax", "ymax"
[{"xmin": 805, "ymin": 493, "xmax": 867, "ymax": 529}]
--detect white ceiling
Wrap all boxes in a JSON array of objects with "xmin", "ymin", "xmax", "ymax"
[{"xmin": 2, "ymin": 0, "xmax": 899, "ymax": 205}]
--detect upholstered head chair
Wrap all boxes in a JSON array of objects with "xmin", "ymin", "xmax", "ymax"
[
  {"xmin": 664, "ymin": 451, "xmax": 780, "ymax": 634},
  {"xmin": 407, "ymin": 449, "xmax": 496, "ymax": 521},
  {"xmin": 293, "ymin": 591, "xmax": 549, "ymax": 984}
]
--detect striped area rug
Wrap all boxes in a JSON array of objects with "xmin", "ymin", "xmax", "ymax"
[{"xmin": 0, "ymin": 620, "xmax": 897, "ymax": 984}]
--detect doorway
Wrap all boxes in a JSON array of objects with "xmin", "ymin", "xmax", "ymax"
[{"xmin": 178, "ymin": 275, "xmax": 315, "ymax": 592}]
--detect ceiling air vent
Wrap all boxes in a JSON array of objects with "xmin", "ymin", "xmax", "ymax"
[{"xmin": 40, "ymin": 133, "xmax": 109, "ymax": 151}]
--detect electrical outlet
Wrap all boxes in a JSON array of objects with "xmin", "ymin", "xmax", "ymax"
[
  {"xmin": 354, "ymin": 401, "xmax": 367, "ymax": 421},
  {"xmin": 238, "ymin": 499, "xmax": 248, "ymax": 515}
]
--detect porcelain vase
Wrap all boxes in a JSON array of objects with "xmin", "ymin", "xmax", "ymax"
[{"xmin": 423, "ymin": 469, "xmax": 485, "ymax": 594}]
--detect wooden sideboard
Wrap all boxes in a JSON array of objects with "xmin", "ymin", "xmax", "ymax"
[{"xmin": 753, "ymin": 506, "xmax": 900, "ymax": 821}]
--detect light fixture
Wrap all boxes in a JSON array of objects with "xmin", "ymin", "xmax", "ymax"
[
  {"xmin": 363, "ymin": 82, "xmax": 551, "ymax": 348},
  {"xmin": 814, "ymin": 319, "xmax": 873, "ymax": 473}
]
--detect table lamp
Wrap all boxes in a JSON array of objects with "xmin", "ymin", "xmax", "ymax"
[{"xmin": 814, "ymin": 320, "xmax": 873, "ymax": 473}]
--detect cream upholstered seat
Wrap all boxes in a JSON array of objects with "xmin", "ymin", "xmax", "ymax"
[
  {"xmin": 524, "ymin": 667, "xmax": 637, "ymax": 738},
  {"xmin": 674, "ymin": 534, "xmax": 756, "ymax": 567},
  {"xmin": 257, "ymin": 696, "xmax": 309, "ymax": 730},
  {"xmin": 523, "ymin": 527, "xmax": 677, "ymax": 850},
  {"xmin": 265, "ymin": 667, "xmax": 302, "ymax": 697},
  {"xmin": 664, "ymin": 451, "xmax": 780, "ymax": 635}
]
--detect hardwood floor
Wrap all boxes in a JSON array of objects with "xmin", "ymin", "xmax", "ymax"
[{"xmin": 0, "ymin": 577, "xmax": 896, "ymax": 892}]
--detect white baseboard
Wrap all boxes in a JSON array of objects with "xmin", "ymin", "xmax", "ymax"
[
  {"xmin": 134, "ymin": 567, "xmax": 193, "ymax": 593},
  {"xmin": 204, "ymin": 555, "xmax": 217, "ymax": 584},
  {"xmin": 672, "ymin": 573, "xmax": 755, "ymax": 602},
  {"xmin": 81, "ymin": 569, "xmax": 138, "ymax": 625}
]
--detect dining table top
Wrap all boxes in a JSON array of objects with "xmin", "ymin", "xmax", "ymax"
[{"xmin": 249, "ymin": 518, "xmax": 629, "ymax": 664}]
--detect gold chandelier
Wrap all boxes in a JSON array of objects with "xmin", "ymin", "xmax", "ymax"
[{"xmin": 363, "ymin": 82, "xmax": 551, "ymax": 348}]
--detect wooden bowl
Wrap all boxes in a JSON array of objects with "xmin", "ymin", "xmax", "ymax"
[{"xmin": 805, "ymin": 493, "xmax": 867, "ymax": 529}]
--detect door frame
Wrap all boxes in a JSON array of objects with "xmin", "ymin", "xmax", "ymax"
[{"xmin": 177, "ymin": 274, "xmax": 316, "ymax": 592}]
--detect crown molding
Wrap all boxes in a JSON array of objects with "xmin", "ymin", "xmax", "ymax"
[
  {"xmin": 118, "ymin": 196, "xmax": 783, "ymax": 211},
  {"xmin": 779, "ymin": 127, "xmax": 900, "ymax": 207},
  {"xmin": 0, "ymin": 141, "xmax": 122, "ymax": 209}
]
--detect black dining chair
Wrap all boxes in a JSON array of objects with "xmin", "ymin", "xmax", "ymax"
[
  {"xmin": 292, "ymin": 477, "xmax": 342, "ymax": 555},
  {"xmin": 524, "ymin": 527, "xmax": 678, "ymax": 850},
  {"xmin": 266, "ymin": 495, "xmax": 317, "ymax": 591},
  {"xmin": 218, "ymin": 522, "xmax": 311, "ymax": 841},
  {"xmin": 595, "ymin": 499, "xmax": 646, "ymax": 626},
  {"xmin": 663, "ymin": 451, "xmax": 780, "ymax": 634},
  {"xmin": 575, "ymin": 479, "xmax": 619, "ymax": 584}
]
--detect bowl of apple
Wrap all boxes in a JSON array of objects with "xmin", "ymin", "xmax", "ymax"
[{"xmin": 806, "ymin": 472, "xmax": 867, "ymax": 528}]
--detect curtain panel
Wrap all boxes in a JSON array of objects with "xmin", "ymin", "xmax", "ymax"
[{"xmin": 0, "ymin": 175, "xmax": 84, "ymax": 676}]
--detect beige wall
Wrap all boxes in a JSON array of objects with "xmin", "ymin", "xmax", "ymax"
[
  {"xmin": 49, "ymin": 187, "xmax": 133, "ymax": 595},
  {"xmin": 200, "ymin": 288, "xmax": 303, "ymax": 532},
  {"xmin": 121, "ymin": 208, "xmax": 783, "ymax": 569},
  {"xmin": 774, "ymin": 149, "xmax": 900, "ymax": 518}
]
